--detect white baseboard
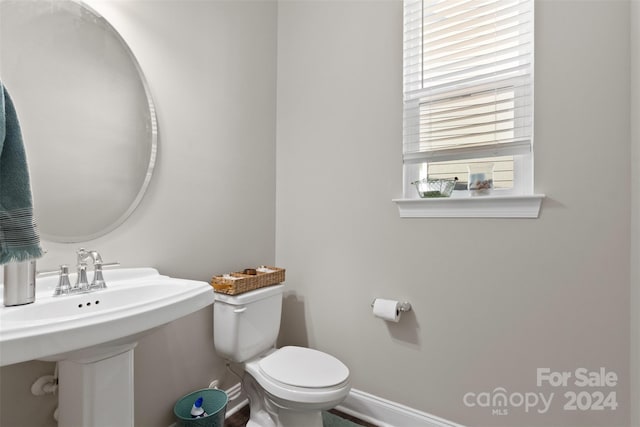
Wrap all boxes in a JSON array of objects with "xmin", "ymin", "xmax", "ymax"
[
  {"xmin": 336, "ymin": 388, "xmax": 465, "ymax": 427},
  {"xmin": 207, "ymin": 384, "xmax": 464, "ymax": 427}
]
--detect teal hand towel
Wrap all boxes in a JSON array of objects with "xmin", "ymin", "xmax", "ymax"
[{"xmin": 0, "ymin": 82, "xmax": 43, "ymax": 264}]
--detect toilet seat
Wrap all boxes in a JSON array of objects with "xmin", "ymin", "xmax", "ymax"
[
  {"xmin": 259, "ymin": 346, "xmax": 349, "ymax": 388},
  {"xmin": 245, "ymin": 346, "xmax": 350, "ymax": 405}
]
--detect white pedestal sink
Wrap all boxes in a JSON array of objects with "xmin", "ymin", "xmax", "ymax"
[
  {"xmin": 0, "ymin": 268, "xmax": 215, "ymax": 426},
  {"xmin": 57, "ymin": 343, "xmax": 137, "ymax": 426}
]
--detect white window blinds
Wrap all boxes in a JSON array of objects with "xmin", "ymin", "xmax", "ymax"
[{"xmin": 403, "ymin": 0, "xmax": 534, "ymax": 165}]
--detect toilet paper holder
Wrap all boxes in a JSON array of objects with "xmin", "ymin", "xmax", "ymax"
[{"xmin": 370, "ymin": 299, "xmax": 412, "ymax": 312}]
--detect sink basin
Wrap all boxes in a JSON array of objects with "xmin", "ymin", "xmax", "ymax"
[
  {"xmin": 0, "ymin": 267, "xmax": 215, "ymax": 366},
  {"xmin": 1, "ymin": 267, "xmax": 216, "ymax": 426}
]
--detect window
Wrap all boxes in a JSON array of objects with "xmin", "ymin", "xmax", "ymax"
[{"xmin": 402, "ymin": 0, "xmax": 534, "ymax": 199}]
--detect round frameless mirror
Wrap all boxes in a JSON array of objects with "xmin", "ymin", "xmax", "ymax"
[{"xmin": 0, "ymin": 0, "xmax": 157, "ymax": 243}]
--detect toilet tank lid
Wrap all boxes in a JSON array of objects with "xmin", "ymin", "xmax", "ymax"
[
  {"xmin": 259, "ymin": 346, "xmax": 350, "ymax": 388},
  {"xmin": 214, "ymin": 284, "xmax": 284, "ymax": 305}
]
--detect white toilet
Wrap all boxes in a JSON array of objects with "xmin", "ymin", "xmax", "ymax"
[{"xmin": 213, "ymin": 284, "xmax": 351, "ymax": 427}]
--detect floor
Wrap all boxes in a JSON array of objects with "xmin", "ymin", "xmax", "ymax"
[{"xmin": 224, "ymin": 405, "xmax": 378, "ymax": 427}]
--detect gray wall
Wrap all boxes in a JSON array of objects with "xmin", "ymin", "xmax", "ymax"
[
  {"xmin": 275, "ymin": 1, "xmax": 632, "ymax": 426},
  {"xmin": 631, "ymin": 1, "xmax": 639, "ymax": 426},
  {"xmin": 0, "ymin": 1, "xmax": 277, "ymax": 426},
  {"xmin": 1, "ymin": 1, "xmax": 636, "ymax": 427}
]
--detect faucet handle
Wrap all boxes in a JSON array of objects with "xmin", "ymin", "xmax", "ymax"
[
  {"xmin": 101, "ymin": 262, "xmax": 120, "ymax": 269},
  {"xmin": 88, "ymin": 261, "xmax": 119, "ymax": 290},
  {"xmin": 90, "ymin": 264, "xmax": 106, "ymax": 290},
  {"xmin": 53, "ymin": 265, "xmax": 72, "ymax": 297},
  {"xmin": 37, "ymin": 268, "xmax": 62, "ymax": 277}
]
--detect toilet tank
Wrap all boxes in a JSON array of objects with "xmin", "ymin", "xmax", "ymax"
[{"xmin": 213, "ymin": 284, "xmax": 284, "ymax": 363}]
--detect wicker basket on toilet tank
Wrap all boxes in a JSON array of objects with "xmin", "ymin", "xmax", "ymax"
[{"xmin": 210, "ymin": 266, "xmax": 285, "ymax": 295}]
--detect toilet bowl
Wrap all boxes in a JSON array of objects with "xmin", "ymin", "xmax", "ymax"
[
  {"xmin": 247, "ymin": 346, "xmax": 350, "ymax": 407},
  {"xmin": 213, "ymin": 285, "xmax": 351, "ymax": 427}
]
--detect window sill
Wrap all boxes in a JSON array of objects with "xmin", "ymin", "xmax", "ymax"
[{"xmin": 392, "ymin": 194, "xmax": 545, "ymax": 218}]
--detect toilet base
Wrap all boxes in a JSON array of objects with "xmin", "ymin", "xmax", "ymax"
[
  {"xmin": 246, "ymin": 410, "xmax": 322, "ymax": 427},
  {"xmin": 244, "ymin": 374, "xmax": 326, "ymax": 427}
]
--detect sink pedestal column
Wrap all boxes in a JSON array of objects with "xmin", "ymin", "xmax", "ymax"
[{"xmin": 58, "ymin": 343, "xmax": 137, "ymax": 427}]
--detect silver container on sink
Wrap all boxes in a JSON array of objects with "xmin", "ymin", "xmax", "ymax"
[{"xmin": 3, "ymin": 260, "xmax": 36, "ymax": 306}]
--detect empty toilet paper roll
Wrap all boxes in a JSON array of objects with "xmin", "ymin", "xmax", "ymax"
[{"xmin": 372, "ymin": 298, "xmax": 401, "ymax": 322}]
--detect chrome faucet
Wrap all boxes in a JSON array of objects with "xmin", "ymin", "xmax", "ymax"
[
  {"xmin": 76, "ymin": 248, "xmax": 108, "ymax": 291},
  {"xmin": 47, "ymin": 249, "xmax": 118, "ymax": 297}
]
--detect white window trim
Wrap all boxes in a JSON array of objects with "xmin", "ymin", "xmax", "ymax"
[
  {"xmin": 397, "ymin": 0, "xmax": 541, "ymax": 218},
  {"xmin": 393, "ymin": 193, "xmax": 544, "ymax": 218}
]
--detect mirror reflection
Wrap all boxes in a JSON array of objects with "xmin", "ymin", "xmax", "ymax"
[{"xmin": 0, "ymin": 0, "xmax": 157, "ymax": 242}]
